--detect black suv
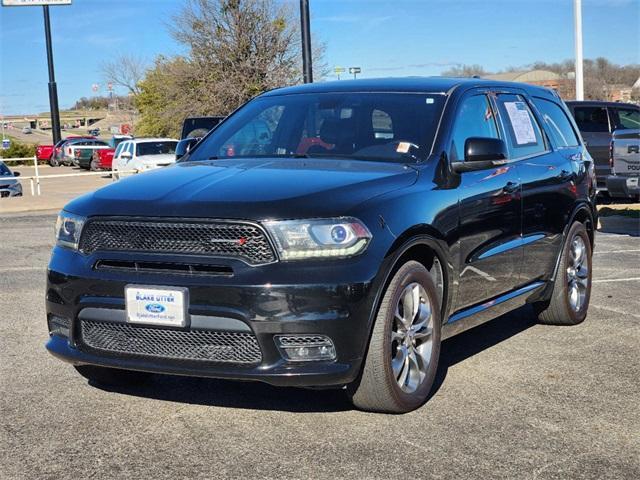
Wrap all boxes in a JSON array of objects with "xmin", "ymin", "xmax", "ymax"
[{"xmin": 46, "ymin": 78, "xmax": 596, "ymax": 413}]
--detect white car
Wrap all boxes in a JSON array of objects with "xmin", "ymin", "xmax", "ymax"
[{"xmin": 112, "ymin": 138, "xmax": 179, "ymax": 180}]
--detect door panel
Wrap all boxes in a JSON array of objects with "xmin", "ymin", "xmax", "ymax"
[
  {"xmin": 451, "ymin": 92, "xmax": 523, "ymax": 310},
  {"xmin": 457, "ymin": 165, "xmax": 522, "ymax": 307},
  {"xmin": 519, "ymin": 97, "xmax": 582, "ymax": 283}
]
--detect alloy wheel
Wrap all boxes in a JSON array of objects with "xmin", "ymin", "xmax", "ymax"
[
  {"xmin": 566, "ymin": 235, "xmax": 589, "ymax": 312},
  {"xmin": 391, "ymin": 282, "xmax": 434, "ymax": 393}
]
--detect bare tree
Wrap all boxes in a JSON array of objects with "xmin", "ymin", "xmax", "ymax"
[
  {"xmin": 441, "ymin": 64, "xmax": 488, "ymax": 77},
  {"xmin": 100, "ymin": 54, "xmax": 147, "ymax": 96}
]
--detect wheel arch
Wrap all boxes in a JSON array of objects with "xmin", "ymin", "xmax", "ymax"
[{"xmin": 530, "ymin": 201, "xmax": 595, "ymax": 305}]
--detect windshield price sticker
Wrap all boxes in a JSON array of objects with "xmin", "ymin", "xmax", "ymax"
[
  {"xmin": 504, "ymin": 101, "xmax": 537, "ymax": 145},
  {"xmin": 125, "ymin": 286, "xmax": 188, "ymax": 327}
]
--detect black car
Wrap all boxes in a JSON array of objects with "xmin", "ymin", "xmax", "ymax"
[
  {"xmin": 0, "ymin": 161, "xmax": 22, "ymax": 198},
  {"xmin": 565, "ymin": 100, "xmax": 640, "ymax": 193},
  {"xmin": 46, "ymin": 78, "xmax": 597, "ymax": 413}
]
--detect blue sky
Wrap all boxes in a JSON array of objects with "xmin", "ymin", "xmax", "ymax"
[{"xmin": 1, "ymin": 0, "xmax": 638, "ymax": 114}]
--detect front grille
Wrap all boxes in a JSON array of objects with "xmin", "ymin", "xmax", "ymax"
[
  {"xmin": 79, "ymin": 219, "xmax": 276, "ymax": 265},
  {"xmin": 80, "ymin": 320, "xmax": 262, "ymax": 364}
]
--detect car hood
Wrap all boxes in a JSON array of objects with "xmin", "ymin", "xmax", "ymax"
[{"xmin": 65, "ymin": 158, "xmax": 418, "ymax": 219}]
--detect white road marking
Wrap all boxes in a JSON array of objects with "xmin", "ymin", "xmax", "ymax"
[
  {"xmin": 591, "ymin": 304, "xmax": 640, "ymax": 320},
  {"xmin": 0, "ymin": 267, "xmax": 45, "ymax": 272},
  {"xmin": 593, "ymin": 277, "xmax": 640, "ymax": 284},
  {"xmin": 594, "ymin": 249, "xmax": 640, "ymax": 254}
]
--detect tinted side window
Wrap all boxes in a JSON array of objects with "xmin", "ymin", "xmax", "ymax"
[
  {"xmin": 496, "ymin": 94, "xmax": 546, "ymax": 158},
  {"xmin": 533, "ymin": 98, "xmax": 580, "ymax": 147},
  {"xmin": 450, "ymin": 94, "xmax": 499, "ymax": 162},
  {"xmin": 573, "ymin": 106, "xmax": 609, "ymax": 133},
  {"xmin": 614, "ymin": 108, "xmax": 640, "ymax": 130}
]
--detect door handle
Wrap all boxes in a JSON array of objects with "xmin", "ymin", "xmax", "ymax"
[{"xmin": 502, "ymin": 181, "xmax": 520, "ymax": 194}]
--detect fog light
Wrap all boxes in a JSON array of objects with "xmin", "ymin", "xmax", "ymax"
[
  {"xmin": 48, "ymin": 314, "xmax": 71, "ymax": 338},
  {"xmin": 275, "ymin": 335, "xmax": 336, "ymax": 362}
]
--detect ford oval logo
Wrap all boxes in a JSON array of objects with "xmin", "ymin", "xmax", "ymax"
[{"xmin": 145, "ymin": 303, "xmax": 166, "ymax": 313}]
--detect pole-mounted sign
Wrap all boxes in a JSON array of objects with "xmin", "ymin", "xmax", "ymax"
[
  {"xmin": 349, "ymin": 67, "xmax": 361, "ymax": 79},
  {"xmin": 2, "ymin": 0, "xmax": 70, "ymax": 144}
]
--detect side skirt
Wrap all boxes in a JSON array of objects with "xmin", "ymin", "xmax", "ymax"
[{"xmin": 442, "ymin": 281, "xmax": 545, "ymax": 340}]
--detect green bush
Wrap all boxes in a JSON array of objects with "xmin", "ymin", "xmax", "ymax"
[{"xmin": 0, "ymin": 139, "xmax": 37, "ymax": 164}]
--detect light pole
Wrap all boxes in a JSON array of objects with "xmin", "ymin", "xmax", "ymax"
[
  {"xmin": 300, "ymin": 0, "xmax": 313, "ymax": 83},
  {"xmin": 573, "ymin": 0, "xmax": 584, "ymax": 100},
  {"xmin": 43, "ymin": 5, "xmax": 62, "ymax": 144}
]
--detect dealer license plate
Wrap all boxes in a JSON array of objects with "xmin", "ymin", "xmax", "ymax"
[{"xmin": 125, "ymin": 285, "xmax": 188, "ymax": 327}]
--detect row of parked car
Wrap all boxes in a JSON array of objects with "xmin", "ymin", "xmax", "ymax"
[{"xmin": 33, "ymin": 117, "xmax": 225, "ymax": 180}]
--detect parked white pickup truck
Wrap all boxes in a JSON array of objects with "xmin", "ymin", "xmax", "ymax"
[{"xmin": 607, "ymin": 129, "xmax": 639, "ymax": 200}]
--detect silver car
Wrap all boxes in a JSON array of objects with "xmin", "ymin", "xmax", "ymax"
[{"xmin": 0, "ymin": 161, "xmax": 23, "ymax": 198}]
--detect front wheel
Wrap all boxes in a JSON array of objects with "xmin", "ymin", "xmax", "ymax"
[
  {"xmin": 534, "ymin": 222, "xmax": 592, "ymax": 325},
  {"xmin": 49, "ymin": 156, "xmax": 59, "ymax": 167},
  {"xmin": 74, "ymin": 365, "xmax": 151, "ymax": 387},
  {"xmin": 349, "ymin": 260, "xmax": 441, "ymax": 413}
]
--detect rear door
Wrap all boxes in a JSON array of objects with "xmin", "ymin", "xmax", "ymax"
[
  {"xmin": 500, "ymin": 92, "xmax": 582, "ymax": 284},
  {"xmin": 571, "ymin": 105, "xmax": 612, "ymax": 188},
  {"xmin": 451, "ymin": 90, "xmax": 523, "ymax": 309}
]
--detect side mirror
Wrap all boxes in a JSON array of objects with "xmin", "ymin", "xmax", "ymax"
[
  {"xmin": 451, "ymin": 137, "xmax": 509, "ymax": 173},
  {"xmin": 13, "ymin": 171, "xmax": 21, "ymax": 177},
  {"xmin": 120, "ymin": 151, "xmax": 132, "ymax": 160},
  {"xmin": 176, "ymin": 137, "xmax": 201, "ymax": 160}
]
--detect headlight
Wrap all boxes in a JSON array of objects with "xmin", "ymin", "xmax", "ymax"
[
  {"xmin": 55, "ymin": 211, "xmax": 86, "ymax": 250},
  {"xmin": 264, "ymin": 217, "xmax": 372, "ymax": 260}
]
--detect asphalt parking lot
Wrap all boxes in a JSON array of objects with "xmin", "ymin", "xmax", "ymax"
[{"xmin": 1, "ymin": 212, "xmax": 638, "ymax": 480}]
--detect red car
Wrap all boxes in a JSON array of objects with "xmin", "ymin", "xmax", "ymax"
[
  {"xmin": 90, "ymin": 135, "xmax": 132, "ymax": 170},
  {"xmin": 36, "ymin": 144, "xmax": 55, "ymax": 162},
  {"xmin": 43, "ymin": 136, "xmax": 95, "ymax": 166}
]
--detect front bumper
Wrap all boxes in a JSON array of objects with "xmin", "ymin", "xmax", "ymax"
[
  {"xmin": 606, "ymin": 175, "xmax": 639, "ymax": 198},
  {"xmin": 45, "ymin": 246, "xmax": 382, "ymax": 387},
  {"xmin": 0, "ymin": 185, "xmax": 22, "ymax": 197}
]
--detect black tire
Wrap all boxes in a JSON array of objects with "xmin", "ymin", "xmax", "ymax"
[
  {"xmin": 49, "ymin": 156, "xmax": 59, "ymax": 167},
  {"xmin": 349, "ymin": 260, "xmax": 441, "ymax": 413},
  {"xmin": 90, "ymin": 159, "xmax": 98, "ymax": 171},
  {"xmin": 74, "ymin": 365, "xmax": 151, "ymax": 387},
  {"xmin": 534, "ymin": 222, "xmax": 592, "ymax": 325}
]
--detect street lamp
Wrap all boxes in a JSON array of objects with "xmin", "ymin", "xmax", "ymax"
[
  {"xmin": 574, "ymin": 0, "xmax": 584, "ymax": 100},
  {"xmin": 300, "ymin": 0, "xmax": 313, "ymax": 83}
]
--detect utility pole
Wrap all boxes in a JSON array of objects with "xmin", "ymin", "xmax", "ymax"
[
  {"xmin": 573, "ymin": 0, "xmax": 584, "ymax": 100},
  {"xmin": 43, "ymin": 5, "xmax": 61, "ymax": 144},
  {"xmin": 300, "ymin": 0, "xmax": 313, "ymax": 83}
]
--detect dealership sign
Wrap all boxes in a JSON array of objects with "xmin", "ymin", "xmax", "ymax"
[{"xmin": 2, "ymin": 0, "xmax": 71, "ymax": 6}]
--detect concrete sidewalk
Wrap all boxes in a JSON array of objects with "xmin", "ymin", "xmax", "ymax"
[{"xmin": 0, "ymin": 165, "xmax": 111, "ymax": 214}]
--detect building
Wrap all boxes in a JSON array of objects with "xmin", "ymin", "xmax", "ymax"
[{"xmin": 484, "ymin": 69, "xmax": 565, "ymax": 90}]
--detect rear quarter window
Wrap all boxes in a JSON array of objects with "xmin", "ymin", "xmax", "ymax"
[{"xmin": 533, "ymin": 98, "xmax": 580, "ymax": 148}]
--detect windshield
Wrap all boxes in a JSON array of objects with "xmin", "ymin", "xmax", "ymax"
[
  {"xmin": 136, "ymin": 141, "xmax": 178, "ymax": 156},
  {"xmin": 188, "ymin": 92, "xmax": 445, "ymax": 163},
  {"xmin": 0, "ymin": 162, "xmax": 12, "ymax": 176}
]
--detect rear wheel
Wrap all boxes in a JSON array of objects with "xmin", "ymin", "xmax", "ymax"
[
  {"xmin": 349, "ymin": 260, "xmax": 441, "ymax": 413},
  {"xmin": 49, "ymin": 156, "xmax": 59, "ymax": 167},
  {"xmin": 74, "ymin": 365, "xmax": 151, "ymax": 387},
  {"xmin": 535, "ymin": 222, "xmax": 592, "ymax": 325}
]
